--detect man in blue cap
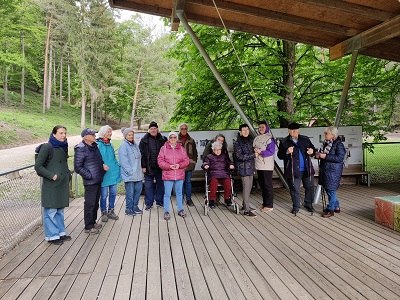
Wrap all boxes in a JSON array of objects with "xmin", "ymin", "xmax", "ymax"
[
  {"xmin": 277, "ymin": 122, "xmax": 316, "ymax": 215},
  {"xmin": 74, "ymin": 128, "xmax": 107, "ymax": 233}
]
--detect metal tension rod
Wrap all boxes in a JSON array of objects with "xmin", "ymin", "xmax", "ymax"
[
  {"xmin": 176, "ymin": 11, "xmax": 289, "ymax": 190},
  {"xmin": 334, "ymin": 50, "xmax": 359, "ymax": 128}
]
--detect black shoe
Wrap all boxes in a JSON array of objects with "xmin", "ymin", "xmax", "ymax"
[
  {"xmin": 186, "ymin": 200, "xmax": 194, "ymax": 206},
  {"xmin": 291, "ymin": 208, "xmax": 299, "ymax": 215},
  {"xmin": 304, "ymin": 206, "xmax": 314, "ymax": 212},
  {"xmin": 48, "ymin": 239, "xmax": 63, "ymax": 245},
  {"xmin": 60, "ymin": 235, "xmax": 71, "ymax": 241},
  {"xmin": 156, "ymin": 202, "xmax": 163, "ymax": 207},
  {"xmin": 334, "ymin": 208, "xmax": 341, "ymax": 213},
  {"xmin": 145, "ymin": 205, "xmax": 152, "ymax": 211},
  {"xmin": 225, "ymin": 199, "xmax": 233, "ymax": 206},
  {"xmin": 209, "ymin": 200, "xmax": 216, "ymax": 208},
  {"xmin": 244, "ymin": 211, "xmax": 257, "ymax": 217}
]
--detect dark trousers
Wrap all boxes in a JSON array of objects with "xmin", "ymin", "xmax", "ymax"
[
  {"xmin": 84, "ymin": 183, "xmax": 101, "ymax": 229},
  {"xmin": 257, "ymin": 170, "xmax": 274, "ymax": 208},
  {"xmin": 288, "ymin": 171, "xmax": 314, "ymax": 210},
  {"xmin": 144, "ymin": 171, "xmax": 164, "ymax": 207}
]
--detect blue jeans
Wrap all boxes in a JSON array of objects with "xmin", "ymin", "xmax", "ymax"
[
  {"xmin": 163, "ymin": 180, "xmax": 184, "ymax": 213},
  {"xmin": 183, "ymin": 170, "xmax": 192, "ymax": 201},
  {"xmin": 144, "ymin": 172, "xmax": 164, "ymax": 207},
  {"xmin": 100, "ymin": 184, "xmax": 117, "ymax": 212},
  {"xmin": 42, "ymin": 208, "xmax": 66, "ymax": 241},
  {"xmin": 288, "ymin": 171, "xmax": 314, "ymax": 210},
  {"xmin": 325, "ymin": 189, "xmax": 340, "ymax": 211},
  {"xmin": 125, "ymin": 181, "xmax": 143, "ymax": 212}
]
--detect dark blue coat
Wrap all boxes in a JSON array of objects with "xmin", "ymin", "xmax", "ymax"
[
  {"xmin": 233, "ymin": 134, "xmax": 255, "ymax": 177},
  {"xmin": 277, "ymin": 135, "xmax": 316, "ymax": 179},
  {"xmin": 74, "ymin": 141, "xmax": 105, "ymax": 186},
  {"xmin": 318, "ymin": 139, "xmax": 346, "ymax": 190}
]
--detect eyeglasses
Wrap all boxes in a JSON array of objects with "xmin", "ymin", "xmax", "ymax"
[{"xmin": 169, "ymin": 136, "xmax": 177, "ymax": 139}]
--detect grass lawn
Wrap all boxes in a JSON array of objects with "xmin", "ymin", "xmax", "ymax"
[
  {"xmin": 364, "ymin": 143, "xmax": 400, "ymax": 183},
  {"xmin": 0, "ymin": 89, "xmax": 89, "ymax": 148}
]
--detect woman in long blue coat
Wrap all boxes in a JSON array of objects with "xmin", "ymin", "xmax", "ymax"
[
  {"xmin": 97, "ymin": 125, "xmax": 121, "ymax": 222},
  {"xmin": 316, "ymin": 126, "xmax": 346, "ymax": 218}
]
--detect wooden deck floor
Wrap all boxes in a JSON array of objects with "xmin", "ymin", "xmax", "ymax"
[{"xmin": 1, "ymin": 184, "xmax": 400, "ymax": 300}]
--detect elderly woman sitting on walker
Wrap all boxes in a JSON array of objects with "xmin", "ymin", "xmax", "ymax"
[{"xmin": 202, "ymin": 141, "xmax": 235, "ymax": 208}]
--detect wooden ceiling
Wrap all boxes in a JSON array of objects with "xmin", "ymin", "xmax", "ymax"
[{"xmin": 109, "ymin": 0, "xmax": 400, "ymax": 62}]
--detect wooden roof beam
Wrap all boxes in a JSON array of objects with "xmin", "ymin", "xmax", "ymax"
[
  {"xmin": 330, "ymin": 15, "xmax": 400, "ymax": 61},
  {"xmin": 299, "ymin": 0, "xmax": 395, "ymax": 22},
  {"xmin": 185, "ymin": 13, "xmax": 333, "ymax": 47},
  {"xmin": 171, "ymin": 0, "xmax": 186, "ymax": 31},
  {"xmin": 110, "ymin": 0, "xmax": 171, "ymax": 17},
  {"xmin": 190, "ymin": 0, "xmax": 356, "ymax": 36}
]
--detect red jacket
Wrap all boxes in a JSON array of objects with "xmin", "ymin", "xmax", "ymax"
[{"xmin": 157, "ymin": 142, "xmax": 189, "ymax": 181}]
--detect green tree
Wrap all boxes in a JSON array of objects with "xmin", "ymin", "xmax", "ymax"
[{"xmin": 169, "ymin": 24, "xmax": 400, "ymax": 139}]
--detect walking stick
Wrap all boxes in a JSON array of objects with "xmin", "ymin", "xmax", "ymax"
[{"xmin": 290, "ymin": 152, "xmax": 297, "ymax": 216}]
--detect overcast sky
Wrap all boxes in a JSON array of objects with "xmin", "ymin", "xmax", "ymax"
[{"xmin": 117, "ymin": 9, "xmax": 168, "ymax": 37}]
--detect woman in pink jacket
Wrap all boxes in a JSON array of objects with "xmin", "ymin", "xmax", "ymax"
[{"xmin": 158, "ymin": 131, "xmax": 190, "ymax": 220}]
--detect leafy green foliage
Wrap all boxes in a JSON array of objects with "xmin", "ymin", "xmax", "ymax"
[{"xmin": 169, "ymin": 24, "xmax": 400, "ymax": 139}]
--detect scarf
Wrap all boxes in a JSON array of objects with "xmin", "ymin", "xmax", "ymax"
[
  {"xmin": 48, "ymin": 134, "xmax": 68, "ymax": 152},
  {"xmin": 319, "ymin": 139, "xmax": 333, "ymax": 154},
  {"xmin": 101, "ymin": 138, "xmax": 111, "ymax": 144}
]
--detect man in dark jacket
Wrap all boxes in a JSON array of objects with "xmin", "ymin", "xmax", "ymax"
[
  {"xmin": 277, "ymin": 122, "xmax": 316, "ymax": 215},
  {"xmin": 178, "ymin": 123, "xmax": 198, "ymax": 206},
  {"xmin": 74, "ymin": 128, "xmax": 106, "ymax": 234},
  {"xmin": 139, "ymin": 121, "xmax": 167, "ymax": 210}
]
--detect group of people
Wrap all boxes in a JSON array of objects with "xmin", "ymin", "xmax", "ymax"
[
  {"xmin": 202, "ymin": 121, "xmax": 346, "ymax": 219},
  {"xmin": 278, "ymin": 122, "xmax": 346, "ymax": 217},
  {"xmin": 34, "ymin": 122, "xmax": 198, "ymax": 244},
  {"xmin": 203, "ymin": 121, "xmax": 276, "ymax": 217},
  {"xmin": 35, "ymin": 120, "xmax": 345, "ymax": 245}
]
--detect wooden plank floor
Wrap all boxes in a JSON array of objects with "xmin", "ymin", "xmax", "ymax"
[{"xmin": 1, "ymin": 184, "xmax": 400, "ymax": 300}]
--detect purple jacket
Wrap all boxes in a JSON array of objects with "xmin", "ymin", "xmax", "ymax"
[
  {"xmin": 202, "ymin": 152, "xmax": 234, "ymax": 179},
  {"xmin": 157, "ymin": 142, "xmax": 189, "ymax": 181}
]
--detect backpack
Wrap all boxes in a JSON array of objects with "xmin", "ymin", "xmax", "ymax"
[{"xmin": 35, "ymin": 143, "xmax": 54, "ymax": 167}]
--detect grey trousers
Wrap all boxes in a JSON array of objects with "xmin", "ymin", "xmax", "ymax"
[{"xmin": 241, "ymin": 175, "xmax": 253, "ymax": 211}]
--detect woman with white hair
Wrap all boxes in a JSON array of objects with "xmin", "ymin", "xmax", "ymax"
[
  {"xmin": 158, "ymin": 131, "xmax": 189, "ymax": 221},
  {"xmin": 202, "ymin": 141, "xmax": 235, "ymax": 208},
  {"xmin": 118, "ymin": 127, "xmax": 143, "ymax": 216},
  {"xmin": 315, "ymin": 126, "xmax": 346, "ymax": 218},
  {"xmin": 97, "ymin": 125, "xmax": 121, "ymax": 222}
]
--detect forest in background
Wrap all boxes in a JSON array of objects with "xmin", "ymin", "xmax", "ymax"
[{"xmin": 1, "ymin": 0, "xmax": 400, "ymax": 144}]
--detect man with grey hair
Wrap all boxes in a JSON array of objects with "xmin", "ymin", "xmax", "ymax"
[
  {"xmin": 178, "ymin": 123, "xmax": 198, "ymax": 206},
  {"xmin": 278, "ymin": 122, "xmax": 316, "ymax": 215}
]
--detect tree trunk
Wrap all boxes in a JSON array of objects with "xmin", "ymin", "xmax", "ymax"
[
  {"xmin": 67, "ymin": 64, "xmax": 71, "ymax": 104},
  {"xmin": 277, "ymin": 40, "xmax": 296, "ymax": 128},
  {"xmin": 4, "ymin": 66, "xmax": 8, "ymax": 104},
  {"xmin": 89, "ymin": 84, "xmax": 96, "ymax": 128},
  {"xmin": 53, "ymin": 50, "xmax": 56, "ymax": 103},
  {"xmin": 80, "ymin": 80, "xmax": 86, "ymax": 129},
  {"xmin": 130, "ymin": 61, "xmax": 143, "ymax": 128},
  {"xmin": 43, "ymin": 16, "xmax": 52, "ymax": 113},
  {"xmin": 21, "ymin": 31, "xmax": 25, "ymax": 105},
  {"xmin": 59, "ymin": 55, "xmax": 63, "ymax": 108},
  {"xmin": 46, "ymin": 44, "xmax": 52, "ymax": 110}
]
